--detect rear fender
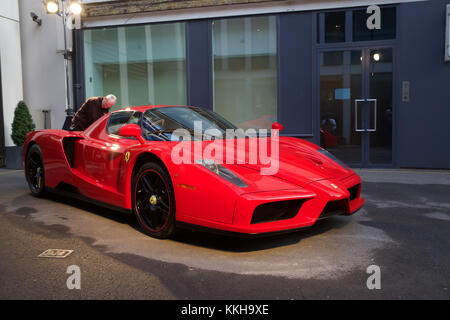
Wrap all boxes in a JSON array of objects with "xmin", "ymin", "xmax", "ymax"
[{"xmin": 24, "ymin": 130, "xmax": 84, "ymax": 188}]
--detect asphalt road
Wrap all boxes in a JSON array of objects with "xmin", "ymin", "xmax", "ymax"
[{"xmin": 0, "ymin": 168, "xmax": 449, "ymax": 299}]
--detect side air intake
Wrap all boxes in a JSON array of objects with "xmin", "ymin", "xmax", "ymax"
[
  {"xmin": 251, "ymin": 199, "xmax": 305, "ymax": 224},
  {"xmin": 62, "ymin": 137, "xmax": 82, "ymax": 168}
]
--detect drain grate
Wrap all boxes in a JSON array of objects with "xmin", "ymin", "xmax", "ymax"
[{"xmin": 38, "ymin": 249, "xmax": 73, "ymax": 258}]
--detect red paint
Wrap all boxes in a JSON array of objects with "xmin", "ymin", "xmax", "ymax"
[
  {"xmin": 23, "ymin": 105, "xmax": 365, "ymax": 235},
  {"xmin": 271, "ymin": 122, "xmax": 284, "ymax": 131},
  {"xmin": 320, "ymin": 128, "xmax": 338, "ymax": 148},
  {"xmin": 118, "ymin": 124, "xmax": 146, "ymax": 144}
]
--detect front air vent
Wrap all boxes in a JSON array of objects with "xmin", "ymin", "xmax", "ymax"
[
  {"xmin": 348, "ymin": 184, "xmax": 360, "ymax": 201},
  {"xmin": 251, "ymin": 199, "xmax": 305, "ymax": 224},
  {"xmin": 318, "ymin": 199, "xmax": 348, "ymax": 220}
]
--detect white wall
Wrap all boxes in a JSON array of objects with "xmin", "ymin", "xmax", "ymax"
[
  {"xmin": 0, "ymin": 0, "xmax": 24, "ymax": 147},
  {"xmin": 19, "ymin": 0, "xmax": 73, "ymax": 133}
]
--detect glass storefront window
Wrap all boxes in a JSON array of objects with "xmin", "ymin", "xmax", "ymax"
[
  {"xmin": 83, "ymin": 23, "xmax": 186, "ymax": 111},
  {"xmin": 325, "ymin": 12, "xmax": 346, "ymax": 43},
  {"xmin": 317, "ymin": 7, "xmax": 396, "ymax": 44},
  {"xmin": 212, "ymin": 16, "xmax": 277, "ymax": 130},
  {"xmin": 353, "ymin": 7, "xmax": 396, "ymax": 41}
]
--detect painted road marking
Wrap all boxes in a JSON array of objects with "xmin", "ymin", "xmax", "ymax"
[{"xmin": 38, "ymin": 249, "xmax": 73, "ymax": 258}]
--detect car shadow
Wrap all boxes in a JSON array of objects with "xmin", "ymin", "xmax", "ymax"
[
  {"xmin": 44, "ymin": 192, "xmax": 139, "ymax": 227},
  {"xmin": 171, "ymin": 218, "xmax": 350, "ymax": 252},
  {"xmin": 41, "ymin": 192, "xmax": 351, "ymax": 253}
]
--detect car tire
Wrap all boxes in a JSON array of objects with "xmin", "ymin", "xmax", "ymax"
[
  {"xmin": 132, "ymin": 162, "xmax": 176, "ymax": 239},
  {"xmin": 25, "ymin": 144, "xmax": 46, "ymax": 197}
]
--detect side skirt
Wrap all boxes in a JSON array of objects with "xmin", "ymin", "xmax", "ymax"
[{"xmin": 45, "ymin": 186, "xmax": 132, "ymax": 215}]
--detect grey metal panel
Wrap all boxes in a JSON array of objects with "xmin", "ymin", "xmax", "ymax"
[
  {"xmin": 396, "ymin": 0, "xmax": 450, "ymax": 168},
  {"xmin": 186, "ymin": 20, "xmax": 213, "ymax": 110},
  {"xmin": 278, "ymin": 12, "xmax": 313, "ymax": 136}
]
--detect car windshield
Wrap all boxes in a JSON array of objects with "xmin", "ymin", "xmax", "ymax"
[{"xmin": 141, "ymin": 107, "xmax": 240, "ymax": 141}]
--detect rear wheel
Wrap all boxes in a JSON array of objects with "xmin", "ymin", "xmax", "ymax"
[
  {"xmin": 132, "ymin": 162, "xmax": 176, "ymax": 239},
  {"xmin": 26, "ymin": 144, "xmax": 46, "ymax": 197}
]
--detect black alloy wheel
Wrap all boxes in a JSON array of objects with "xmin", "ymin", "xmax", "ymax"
[
  {"xmin": 26, "ymin": 144, "xmax": 46, "ymax": 196},
  {"xmin": 132, "ymin": 162, "xmax": 175, "ymax": 238}
]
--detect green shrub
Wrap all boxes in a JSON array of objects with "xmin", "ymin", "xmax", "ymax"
[{"xmin": 11, "ymin": 101, "xmax": 35, "ymax": 146}]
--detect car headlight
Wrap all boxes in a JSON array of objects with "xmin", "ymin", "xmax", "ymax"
[
  {"xmin": 195, "ymin": 159, "xmax": 248, "ymax": 188},
  {"xmin": 317, "ymin": 148, "xmax": 350, "ymax": 170}
]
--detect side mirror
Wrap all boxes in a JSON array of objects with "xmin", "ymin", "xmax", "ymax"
[
  {"xmin": 271, "ymin": 122, "xmax": 283, "ymax": 131},
  {"xmin": 118, "ymin": 124, "xmax": 145, "ymax": 144}
]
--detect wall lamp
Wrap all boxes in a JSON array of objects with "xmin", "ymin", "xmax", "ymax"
[
  {"xmin": 45, "ymin": 1, "xmax": 83, "ymax": 16},
  {"xmin": 45, "ymin": 1, "xmax": 59, "ymax": 14}
]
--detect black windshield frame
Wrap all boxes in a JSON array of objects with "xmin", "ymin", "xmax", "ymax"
[{"xmin": 141, "ymin": 106, "xmax": 238, "ymax": 141}]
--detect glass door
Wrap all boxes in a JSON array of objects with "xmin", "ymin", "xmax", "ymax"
[
  {"xmin": 319, "ymin": 49, "xmax": 363, "ymax": 165},
  {"xmin": 368, "ymin": 48, "xmax": 393, "ymax": 164},
  {"xmin": 319, "ymin": 47, "xmax": 393, "ymax": 167}
]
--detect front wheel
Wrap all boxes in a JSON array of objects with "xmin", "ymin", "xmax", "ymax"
[
  {"xmin": 26, "ymin": 144, "xmax": 46, "ymax": 197},
  {"xmin": 132, "ymin": 162, "xmax": 176, "ymax": 239}
]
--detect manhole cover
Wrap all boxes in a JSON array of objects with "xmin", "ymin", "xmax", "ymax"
[{"xmin": 38, "ymin": 249, "xmax": 73, "ymax": 258}]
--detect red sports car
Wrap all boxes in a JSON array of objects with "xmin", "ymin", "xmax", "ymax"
[{"xmin": 23, "ymin": 105, "xmax": 364, "ymax": 238}]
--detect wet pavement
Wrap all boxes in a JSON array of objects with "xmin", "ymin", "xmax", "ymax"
[{"xmin": 0, "ymin": 168, "xmax": 449, "ymax": 299}]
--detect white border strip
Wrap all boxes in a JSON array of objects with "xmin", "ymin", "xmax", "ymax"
[
  {"xmin": 83, "ymin": 0, "xmax": 426, "ymax": 28},
  {"xmin": 445, "ymin": 4, "xmax": 450, "ymax": 62}
]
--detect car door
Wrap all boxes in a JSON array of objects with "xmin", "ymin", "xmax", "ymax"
[{"xmin": 82, "ymin": 111, "xmax": 142, "ymax": 190}]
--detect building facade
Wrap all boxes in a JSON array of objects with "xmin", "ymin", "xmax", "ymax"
[
  {"xmin": 0, "ymin": 0, "xmax": 74, "ymax": 166},
  {"xmin": 0, "ymin": 0, "xmax": 24, "ymax": 166},
  {"xmin": 1, "ymin": 0, "xmax": 450, "ymax": 169},
  {"xmin": 19, "ymin": 0, "xmax": 74, "ymax": 135}
]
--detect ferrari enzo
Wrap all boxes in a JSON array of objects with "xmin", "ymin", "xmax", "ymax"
[{"xmin": 23, "ymin": 105, "xmax": 364, "ymax": 238}]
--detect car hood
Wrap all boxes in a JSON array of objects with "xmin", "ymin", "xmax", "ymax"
[{"xmin": 194, "ymin": 137, "xmax": 354, "ymax": 187}]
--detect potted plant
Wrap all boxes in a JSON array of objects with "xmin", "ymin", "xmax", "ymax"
[{"xmin": 5, "ymin": 101, "xmax": 35, "ymax": 169}]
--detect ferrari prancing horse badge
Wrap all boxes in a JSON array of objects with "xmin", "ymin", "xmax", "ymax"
[{"xmin": 125, "ymin": 151, "xmax": 130, "ymax": 163}]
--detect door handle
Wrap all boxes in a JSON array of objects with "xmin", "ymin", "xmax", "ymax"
[
  {"xmin": 366, "ymin": 99, "xmax": 377, "ymax": 132},
  {"xmin": 354, "ymin": 99, "xmax": 377, "ymax": 132},
  {"xmin": 354, "ymin": 99, "xmax": 365, "ymax": 132}
]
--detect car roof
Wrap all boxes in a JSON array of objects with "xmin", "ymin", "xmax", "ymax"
[{"xmin": 112, "ymin": 105, "xmax": 197, "ymax": 113}]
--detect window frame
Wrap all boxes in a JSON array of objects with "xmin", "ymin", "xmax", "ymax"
[
  {"xmin": 81, "ymin": 21, "xmax": 188, "ymax": 110},
  {"xmin": 106, "ymin": 110, "xmax": 143, "ymax": 139},
  {"xmin": 316, "ymin": 5, "xmax": 397, "ymax": 47}
]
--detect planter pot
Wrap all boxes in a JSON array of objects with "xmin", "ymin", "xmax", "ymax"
[{"xmin": 5, "ymin": 146, "xmax": 24, "ymax": 170}]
